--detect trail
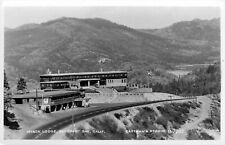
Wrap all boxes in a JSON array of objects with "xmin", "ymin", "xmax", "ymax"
[{"xmin": 173, "ymin": 96, "xmax": 215, "ymax": 140}]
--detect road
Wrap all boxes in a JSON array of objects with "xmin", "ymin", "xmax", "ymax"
[{"xmin": 23, "ymin": 98, "xmax": 194, "ymax": 139}]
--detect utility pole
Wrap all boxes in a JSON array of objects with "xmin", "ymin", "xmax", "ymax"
[
  {"xmin": 36, "ymin": 88, "xmax": 38, "ymax": 111},
  {"xmin": 147, "ymin": 70, "xmax": 152, "ymax": 90},
  {"xmin": 72, "ymin": 114, "xmax": 75, "ymax": 130}
]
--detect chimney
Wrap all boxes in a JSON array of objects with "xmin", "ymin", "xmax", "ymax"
[{"xmin": 47, "ymin": 68, "xmax": 51, "ymax": 74}]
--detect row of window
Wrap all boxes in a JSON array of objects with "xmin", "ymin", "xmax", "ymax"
[
  {"xmin": 41, "ymin": 73, "xmax": 127, "ymax": 81},
  {"xmin": 41, "ymin": 83, "xmax": 69, "ymax": 87},
  {"xmin": 107, "ymin": 79, "xmax": 127, "ymax": 84},
  {"xmin": 121, "ymin": 79, "xmax": 126, "ymax": 83},
  {"xmin": 108, "ymin": 79, "xmax": 114, "ymax": 83}
]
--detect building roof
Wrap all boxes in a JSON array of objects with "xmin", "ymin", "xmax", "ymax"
[
  {"xmin": 40, "ymin": 81, "xmax": 70, "ymax": 84},
  {"xmin": 74, "ymin": 98, "xmax": 91, "ymax": 101},
  {"xmin": 130, "ymin": 88, "xmax": 153, "ymax": 93},
  {"xmin": 12, "ymin": 90, "xmax": 80, "ymax": 99},
  {"xmin": 77, "ymin": 78, "xmax": 100, "ymax": 81},
  {"xmin": 40, "ymin": 71, "xmax": 127, "ymax": 77}
]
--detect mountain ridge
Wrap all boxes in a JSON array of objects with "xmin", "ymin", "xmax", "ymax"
[
  {"xmin": 4, "ymin": 17, "xmax": 220, "ymax": 82},
  {"xmin": 139, "ymin": 18, "xmax": 220, "ymax": 42}
]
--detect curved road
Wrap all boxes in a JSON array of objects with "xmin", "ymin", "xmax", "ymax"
[{"xmin": 23, "ymin": 98, "xmax": 195, "ymax": 139}]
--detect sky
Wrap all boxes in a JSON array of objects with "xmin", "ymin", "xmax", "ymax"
[{"xmin": 4, "ymin": 7, "xmax": 220, "ymax": 29}]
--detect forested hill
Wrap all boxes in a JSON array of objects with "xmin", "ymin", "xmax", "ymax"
[
  {"xmin": 140, "ymin": 18, "xmax": 220, "ymax": 42},
  {"xmin": 5, "ymin": 17, "xmax": 220, "ymax": 81},
  {"xmin": 152, "ymin": 63, "xmax": 220, "ymax": 95}
]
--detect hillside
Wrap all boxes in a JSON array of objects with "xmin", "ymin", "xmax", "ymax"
[
  {"xmin": 140, "ymin": 18, "xmax": 220, "ymax": 62},
  {"xmin": 4, "ymin": 17, "xmax": 220, "ymax": 82},
  {"xmin": 140, "ymin": 18, "xmax": 220, "ymax": 41},
  {"xmin": 52, "ymin": 94, "xmax": 220, "ymax": 140}
]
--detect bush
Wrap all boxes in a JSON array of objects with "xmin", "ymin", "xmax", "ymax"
[
  {"xmin": 200, "ymin": 132, "xmax": 214, "ymax": 140},
  {"xmin": 187, "ymin": 129, "xmax": 201, "ymax": 140},
  {"xmin": 156, "ymin": 116, "xmax": 168, "ymax": 129},
  {"xmin": 4, "ymin": 110, "xmax": 20, "ymax": 130},
  {"xmin": 203, "ymin": 118, "xmax": 213, "ymax": 125},
  {"xmin": 9, "ymin": 121, "xmax": 20, "ymax": 130},
  {"xmin": 172, "ymin": 122, "xmax": 181, "ymax": 129},
  {"xmin": 114, "ymin": 113, "xmax": 123, "ymax": 120},
  {"xmin": 187, "ymin": 129, "xmax": 214, "ymax": 140}
]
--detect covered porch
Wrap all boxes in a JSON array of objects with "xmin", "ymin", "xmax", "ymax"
[{"xmin": 78, "ymin": 78, "xmax": 100, "ymax": 88}]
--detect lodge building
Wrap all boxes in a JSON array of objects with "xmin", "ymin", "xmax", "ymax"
[
  {"xmin": 12, "ymin": 90, "xmax": 90, "ymax": 113},
  {"xmin": 40, "ymin": 71, "xmax": 128, "ymax": 90}
]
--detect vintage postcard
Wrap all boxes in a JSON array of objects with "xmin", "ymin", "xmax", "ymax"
[{"xmin": 1, "ymin": 0, "xmax": 224, "ymax": 144}]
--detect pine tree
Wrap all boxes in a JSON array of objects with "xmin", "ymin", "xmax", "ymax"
[
  {"xmin": 4, "ymin": 71, "xmax": 20, "ymax": 130},
  {"xmin": 4, "ymin": 71, "xmax": 11, "ymax": 111},
  {"xmin": 4, "ymin": 70, "xmax": 10, "ymax": 90},
  {"xmin": 17, "ymin": 77, "xmax": 27, "ymax": 93}
]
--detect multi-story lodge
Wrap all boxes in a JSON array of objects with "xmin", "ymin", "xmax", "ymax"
[{"xmin": 40, "ymin": 71, "xmax": 128, "ymax": 90}]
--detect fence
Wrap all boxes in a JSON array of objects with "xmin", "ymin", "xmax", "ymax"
[{"xmin": 85, "ymin": 92, "xmax": 144, "ymax": 98}]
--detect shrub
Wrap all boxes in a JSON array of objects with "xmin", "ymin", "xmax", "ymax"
[
  {"xmin": 203, "ymin": 118, "xmax": 213, "ymax": 125},
  {"xmin": 172, "ymin": 122, "xmax": 181, "ymax": 129},
  {"xmin": 200, "ymin": 132, "xmax": 214, "ymax": 140},
  {"xmin": 156, "ymin": 116, "xmax": 168, "ymax": 129},
  {"xmin": 114, "ymin": 113, "xmax": 123, "ymax": 120},
  {"xmin": 9, "ymin": 121, "xmax": 20, "ymax": 130},
  {"xmin": 4, "ymin": 110, "xmax": 20, "ymax": 130},
  {"xmin": 187, "ymin": 129, "xmax": 214, "ymax": 140}
]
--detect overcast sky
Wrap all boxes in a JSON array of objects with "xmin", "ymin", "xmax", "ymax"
[{"xmin": 4, "ymin": 7, "xmax": 220, "ymax": 29}]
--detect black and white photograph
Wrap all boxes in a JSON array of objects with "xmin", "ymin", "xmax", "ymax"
[{"xmin": 1, "ymin": 0, "xmax": 223, "ymax": 142}]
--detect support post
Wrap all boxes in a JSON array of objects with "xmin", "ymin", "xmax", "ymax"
[
  {"xmin": 97, "ymin": 81, "xmax": 100, "ymax": 87},
  {"xmin": 36, "ymin": 89, "xmax": 38, "ymax": 111}
]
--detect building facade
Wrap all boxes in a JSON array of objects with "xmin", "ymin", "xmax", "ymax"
[
  {"xmin": 40, "ymin": 71, "xmax": 128, "ymax": 90},
  {"xmin": 12, "ymin": 90, "xmax": 89, "ymax": 113}
]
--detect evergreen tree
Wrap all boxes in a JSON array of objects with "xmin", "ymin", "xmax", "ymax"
[
  {"xmin": 4, "ymin": 70, "xmax": 10, "ymax": 90},
  {"xmin": 4, "ymin": 71, "xmax": 12, "ymax": 111},
  {"xmin": 4, "ymin": 71, "xmax": 20, "ymax": 130},
  {"xmin": 17, "ymin": 77, "xmax": 27, "ymax": 93}
]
